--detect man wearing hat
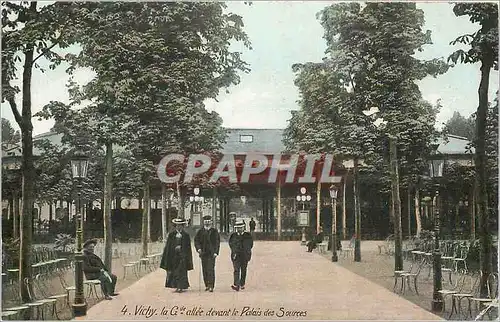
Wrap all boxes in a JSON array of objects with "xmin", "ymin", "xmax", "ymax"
[
  {"xmin": 82, "ymin": 239, "xmax": 118, "ymax": 300},
  {"xmin": 194, "ymin": 215, "xmax": 220, "ymax": 292},
  {"xmin": 228, "ymin": 219, "xmax": 253, "ymax": 291},
  {"xmin": 160, "ymin": 218, "xmax": 194, "ymax": 293}
]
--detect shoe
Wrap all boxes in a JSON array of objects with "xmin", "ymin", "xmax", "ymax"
[
  {"xmin": 110, "ymin": 293, "xmax": 119, "ymax": 296},
  {"xmin": 240, "ymin": 285, "xmax": 245, "ymax": 290},
  {"xmin": 231, "ymin": 285, "xmax": 240, "ymax": 291},
  {"xmin": 174, "ymin": 289, "xmax": 181, "ymax": 293},
  {"xmin": 205, "ymin": 287, "xmax": 210, "ymax": 291},
  {"xmin": 209, "ymin": 288, "xmax": 214, "ymax": 292},
  {"xmin": 104, "ymin": 295, "xmax": 113, "ymax": 300}
]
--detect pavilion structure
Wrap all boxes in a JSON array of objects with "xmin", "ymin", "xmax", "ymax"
[{"xmin": 2, "ymin": 129, "xmax": 474, "ymax": 241}]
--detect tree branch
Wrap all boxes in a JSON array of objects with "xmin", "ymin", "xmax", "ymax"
[
  {"xmin": 32, "ymin": 39, "xmax": 59, "ymax": 64},
  {"xmin": 32, "ymin": 24, "xmax": 68, "ymax": 64},
  {"xmin": 8, "ymin": 96, "xmax": 23, "ymax": 128}
]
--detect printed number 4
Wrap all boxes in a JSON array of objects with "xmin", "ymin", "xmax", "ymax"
[{"xmin": 121, "ymin": 305, "xmax": 128, "ymax": 315}]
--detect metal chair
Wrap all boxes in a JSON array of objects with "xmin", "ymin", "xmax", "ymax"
[
  {"xmin": 453, "ymin": 243, "xmax": 470, "ymax": 274},
  {"xmin": 471, "ymin": 273, "xmax": 498, "ymax": 319},
  {"xmin": 449, "ymin": 272, "xmax": 481, "ymax": 319},
  {"xmin": 400, "ymin": 258, "xmax": 424, "ymax": 295},
  {"xmin": 84, "ymin": 279, "xmax": 103, "ymax": 300},
  {"xmin": 439, "ymin": 273, "xmax": 468, "ymax": 313}
]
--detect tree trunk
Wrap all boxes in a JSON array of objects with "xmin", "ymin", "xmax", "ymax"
[
  {"xmin": 141, "ymin": 179, "xmax": 150, "ymax": 258},
  {"xmin": 103, "ymin": 141, "xmax": 113, "ymax": 271},
  {"xmin": 176, "ymin": 181, "xmax": 183, "ymax": 218},
  {"xmin": 389, "ymin": 137, "xmax": 403, "ymax": 271},
  {"xmin": 16, "ymin": 4, "xmax": 36, "ymax": 309},
  {"xmin": 316, "ymin": 179, "xmax": 321, "ymax": 234},
  {"xmin": 470, "ymin": 183, "xmax": 476, "ymax": 240},
  {"xmin": 389, "ymin": 191, "xmax": 395, "ymax": 224},
  {"xmin": 414, "ymin": 187, "xmax": 422, "ymax": 237},
  {"xmin": 147, "ymin": 197, "xmax": 151, "ymax": 242},
  {"xmin": 342, "ymin": 171, "xmax": 347, "ymax": 240},
  {"xmin": 353, "ymin": 157, "xmax": 361, "ymax": 262},
  {"xmin": 407, "ymin": 185, "xmax": 412, "ymax": 238},
  {"xmin": 211, "ymin": 188, "xmax": 217, "ymax": 229},
  {"xmin": 13, "ymin": 191, "xmax": 19, "ymax": 239},
  {"xmin": 476, "ymin": 57, "xmax": 492, "ymax": 298},
  {"xmin": 161, "ymin": 184, "xmax": 167, "ymax": 242}
]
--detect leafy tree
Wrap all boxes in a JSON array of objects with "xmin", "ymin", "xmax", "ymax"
[
  {"xmin": 1, "ymin": 117, "xmax": 20, "ymax": 145},
  {"xmin": 285, "ymin": 3, "xmax": 447, "ymax": 268},
  {"xmin": 444, "ymin": 111, "xmax": 475, "ymax": 140},
  {"xmin": 54, "ymin": 2, "xmax": 251, "ymax": 258},
  {"xmin": 1, "ymin": 1, "xmax": 83, "ymax": 306},
  {"xmin": 448, "ymin": 3, "xmax": 498, "ymax": 297}
]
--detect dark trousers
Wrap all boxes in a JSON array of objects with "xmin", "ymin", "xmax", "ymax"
[
  {"xmin": 307, "ymin": 241, "xmax": 317, "ymax": 252},
  {"xmin": 201, "ymin": 256, "xmax": 216, "ymax": 288},
  {"xmin": 98, "ymin": 272, "xmax": 117, "ymax": 296},
  {"xmin": 232, "ymin": 260, "xmax": 248, "ymax": 287}
]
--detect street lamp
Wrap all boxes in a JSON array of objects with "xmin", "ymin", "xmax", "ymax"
[
  {"xmin": 189, "ymin": 187, "xmax": 204, "ymax": 226},
  {"xmin": 296, "ymin": 187, "xmax": 311, "ymax": 210},
  {"xmin": 70, "ymin": 150, "xmax": 89, "ymax": 317},
  {"xmin": 296, "ymin": 187, "xmax": 312, "ymax": 244},
  {"xmin": 329, "ymin": 184, "xmax": 339, "ymax": 262},
  {"xmin": 429, "ymin": 152, "xmax": 445, "ymax": 312}
]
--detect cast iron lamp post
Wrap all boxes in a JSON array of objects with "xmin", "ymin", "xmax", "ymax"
[
  {"xmin": 189, "ymin": 187, "xmax": 204, "ymax": 226},
  {"xmin": 296, "ymin": 187, "xmax": 312, "ymax": 244},
  {"xmin": 330, "ymin": 184, "xmax": 339, "ymax": 262},
  {"xmin": 329, "ymin": 184, "xmax": 339, "ymax": 262},
  {"xmin": 70, "ymin": 150, "xmax": 89, "ymax": 317},
  {"xmin": 295, "ymin": 187, "xmax": 312, "ymax": 209},
  {"xmin": 429, "ymin": 153, "xmax": 445, "ymax": 312}
]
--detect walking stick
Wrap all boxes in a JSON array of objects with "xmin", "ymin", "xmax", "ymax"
[{"xmin": 199, "ymin": 256, "xmax": 202, "ymax": 293}]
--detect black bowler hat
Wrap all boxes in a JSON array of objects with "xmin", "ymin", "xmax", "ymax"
[{"xmin": 83, "ymin": 239, "xmax": 98, "ymax": 249}]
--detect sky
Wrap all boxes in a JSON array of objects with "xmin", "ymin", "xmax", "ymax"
[{"xmin": 1, "ymin": 1, "xmax": 499, "ymax": 136}]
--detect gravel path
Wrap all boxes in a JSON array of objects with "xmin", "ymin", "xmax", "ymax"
[{"xmin": 84, "ymin": 241, "xmax": 442, "ymax": 320}]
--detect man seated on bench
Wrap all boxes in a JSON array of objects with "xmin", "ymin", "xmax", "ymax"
[
  {"xmin": 83, "ymin": 239, "xmax": 119, "ymax": 300},
  {"xmin": 306, "ymin": 227, "xmax": 324, "ymax": 252}
]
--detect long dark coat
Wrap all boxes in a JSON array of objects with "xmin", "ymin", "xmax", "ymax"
[
  {"xmin": 160, "ymin": 230, "xmax": 193, "ymax": 289},
  {"xmin": 82, "ymin": 251, "xmax": 108, "ymax": 280},
  {"xmin": 194, "ymin": 227, "xmax": 220, "ymax": 257},
  {"xmin": 228, "ymin": 232, "xmax": 253, "ymax": 262}
]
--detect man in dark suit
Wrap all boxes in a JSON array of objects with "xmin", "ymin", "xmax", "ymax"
[
  {"xmin": 82, "ymin": 239, "xmax": 118, "ymax": 300},
  {"xmin": 229, "ymin": 219, "xmax": 253, "ymax": 291},
  {"xmin": 194, "ymin": 215, "xmax": 220, "ymax": 292},
  {"xmin": 160, "ymin": 218, "xmax": 194, "ymax": 293},
  {"xmin": 306, "ymin": 226, "xmax": 324, "ymax": 252},
  {"xmin": 249, "ymin": 218, "xmax": 256, "ymax": 234}
]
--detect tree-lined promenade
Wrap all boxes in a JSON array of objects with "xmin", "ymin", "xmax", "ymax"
[{"xmin": 1, "ymin": 1, "xmax": 498, "ymax": 320}]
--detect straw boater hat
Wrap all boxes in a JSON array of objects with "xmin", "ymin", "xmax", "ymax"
[
  {"xmin": 234, "ymin": 219, "xmax": 245, "ymax": 228},
  {"xmin": 172, "ymin": 218, "xmax": 188, "ymax": 225}
]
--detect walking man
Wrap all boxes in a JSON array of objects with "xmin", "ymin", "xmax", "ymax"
[
  {"xmin": 229, "ymin": 219, "xmax": 253, "ymax": 291},
  {"xmin": 249, "ymin": 217, "xmax": 256, "ymax": 234},
  {"xmin": 160, "ymin": 218, "xmax": 194, "ymax": 293},
  {"xmin": 194, "ymin": 215, "xmax": 220, "ymax": 292},
  {"xmin": 82, "ymin": 239, "xmax": 118, "ymax": 300}
]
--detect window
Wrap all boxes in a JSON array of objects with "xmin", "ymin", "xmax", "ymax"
[{"xmin": 239, "ymin": 135, "xmax": 253, "ymax": 143}]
